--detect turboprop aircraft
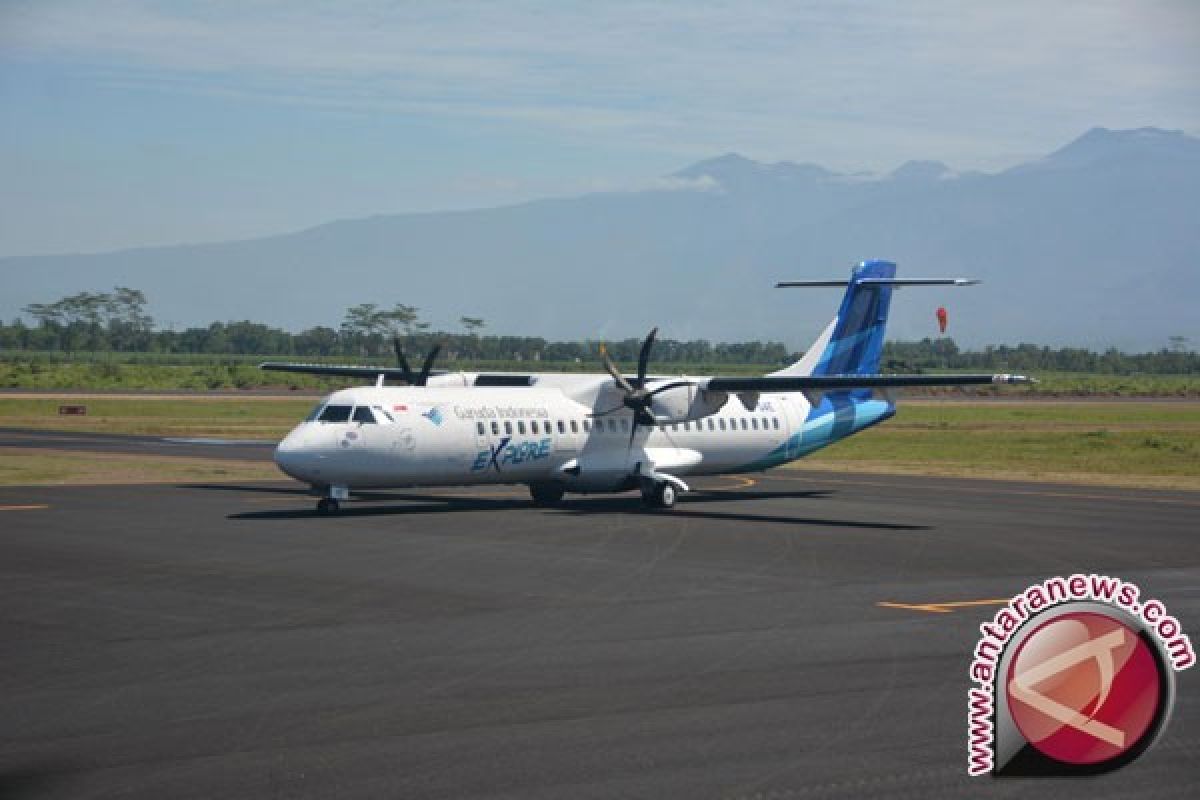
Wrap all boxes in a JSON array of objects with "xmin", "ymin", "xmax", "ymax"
[{"xmin": 263, "ymin": 260, "xmax": 1031, "ymax": 514}]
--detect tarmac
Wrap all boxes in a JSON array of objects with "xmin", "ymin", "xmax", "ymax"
[{"xmin": 2, "ymin": 429, "xmax": 1198, "ymax": 798}]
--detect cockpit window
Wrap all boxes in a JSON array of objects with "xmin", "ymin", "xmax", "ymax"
[
  {"xmin": 305, "ymin": 403, "xmax": 325, "ymax": 422},
  {"xmin": 352, "ymin": 406, "xmax": 376, "ymax": 424},
  {"xmin": 318, "ymin": 405, "xmax": 353, "ymax": 423},
  {"xmin": 372, "ymin": 405, "xmax": 395, "ymax": 423}
]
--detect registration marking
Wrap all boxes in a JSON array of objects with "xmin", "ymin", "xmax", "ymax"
[{"xmin": 877, "ymin": 598, "xmax": 1010, "ymax": 614}]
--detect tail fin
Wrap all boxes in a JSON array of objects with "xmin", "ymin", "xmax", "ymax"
[{"xmin": 773, "ymin": 260, "xmax": 897, "ymax": 378}]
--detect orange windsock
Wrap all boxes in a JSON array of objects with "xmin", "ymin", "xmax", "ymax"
[{"xmin": 936, "ymin": 306, "xmax": 948, "ymax": 334}]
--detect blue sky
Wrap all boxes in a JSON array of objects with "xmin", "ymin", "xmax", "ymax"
[{"xmin": 2, "ymin": 0, "xmax": 1198, "ymax": 256}]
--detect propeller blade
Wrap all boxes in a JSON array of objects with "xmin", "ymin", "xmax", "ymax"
[
  {"xmin": 416, "ymin": 343, "xmax": 442, "ymax": 387},
  {"xmin": 393, "ymin": 337, "xmax": 415, "ymax": 384},
  {"xmin": 635, "ymin": 327, "xmax": 657, "ymax": 390},
  {"xmin": 599, "ymin": 343, "xmax": 635, "ymax": 394}
]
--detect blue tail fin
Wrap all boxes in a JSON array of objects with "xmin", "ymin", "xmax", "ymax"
[{"xmin": 809, "ymin": 259, "xmax": 896, "ymax": 376}]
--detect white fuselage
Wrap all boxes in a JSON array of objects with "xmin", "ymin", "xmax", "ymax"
[{"xmin": 273, "ymin": 383, "xmax": 819, "ymax": 492}]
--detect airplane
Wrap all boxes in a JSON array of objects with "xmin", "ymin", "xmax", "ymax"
[{"xmin": 263, "ymin": 260, "xmax": 1031, "ymax": 514}]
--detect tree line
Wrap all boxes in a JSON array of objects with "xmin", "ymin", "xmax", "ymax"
[
  {"xmin": 3, "ymin": 288, "xmax": 1196, "ymax": 373},
  {"xmin": 882, "ymin": 337, "xmax": 1197, "ymax": 375}
]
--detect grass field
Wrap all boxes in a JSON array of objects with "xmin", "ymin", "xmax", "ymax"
[
  {"xmin": 796, "ymin": 402, "xmax": 1200, "ymax": 490},
  {"xmin": 1, "ymin": 395, "xmax": 1197, "ymax": 489},
  {"xmin": 1, "ymin": 356, "xmax": 1196, "ymax": 395},
  {"xmin": 0, "ymin": 395, "xmax": 311, "ymax": 438},
  {"xmin": 0, "ymin": 448, "xmax": 279, "ymax": 486},
  {"xmin": 0, "ymin": 357, "xmax": 778, "ymax": 391}
]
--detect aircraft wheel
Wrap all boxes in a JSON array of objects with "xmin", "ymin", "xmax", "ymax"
[
  {"xmin": 317, "ymin": 497, "xmax": 340, "ymax": 515},
  {"xmin": 642, "ymin": 481, "xmax": 676, "ymax": 509},
  {"xmin": 529, "ymin": 483, "xmax": 565, "ymax": 506}
]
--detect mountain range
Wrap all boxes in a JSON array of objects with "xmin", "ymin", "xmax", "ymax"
[{"xmin": 4, "ymin": 126, "xmax": 1198, "ymax": 351}]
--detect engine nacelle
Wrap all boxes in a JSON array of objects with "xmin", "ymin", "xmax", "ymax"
[{"xmin": 646, "ymin": 381, "xmax": 728, "ymax": 423}]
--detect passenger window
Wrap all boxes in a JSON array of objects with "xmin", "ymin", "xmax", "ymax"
[
  {"xmin": 352, "ymin": 406, "xmax": 376, "ymax": 424},
  {"xmin": 772, "ymin": 417, "xmax": 780, "ymax": 430},
  {"xmin": 530, "ymin": 420, "xmax": 538, "ymax": 434},
  {"xmin": 476, "ymin": 421, "xmax": 486, "ymax": 435},
  {"xmin": 582, "ymin": 419, "xmax": 591, "ymax": 432},
  {"xmin": 751, "ymin": 418, "xmax": 759, "ymax": 430},
  {"xmin": 318, "ymin": 405, "xmax": 353, "ymax": 423},
  {"xmin": 518, "ymin": 420, "xmax": 527, "ymax": 435},
  {"xmin": 718, "ymin": 418, "xmax": 726, "ymax": 431},
  {"xmin": 570, "ymin": 420, "xmax": 578, "ymax": 433},
  {"xmin": 707, "ymin": 418, "xmax": 715, "ymax": 431},
  {"xmin": 619, "ymin": 418, "xmax": 628, "ymax": 432},
  {"xmin": 741, "ymin": 418, "xmax": 748, "ymax": 430},
  {"xmin": 492, "ymin": 421, "xmax": 500, "ymax": 435},
  {"xmin": 557, "ymin": 420, "xmax": 566, "ymax": 434},
  {"xmin": 504, "ymin": 421, "xmax": 513, "ymax": 435},
  {"xmin": 607, "ymin": 418, "xmax": 618, "ymax": 433}
]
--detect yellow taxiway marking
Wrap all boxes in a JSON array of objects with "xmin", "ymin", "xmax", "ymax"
[
  {"xmin": 720, "ymin": 475, "xmax": 757, "ymax": 490},
  {"xmin": 877, "ymin": 598, "xmax": 1010, "ymax": 614},
  {"xmin": 0, "ymin": 504, "xmax": 49, "ymax": 512}
]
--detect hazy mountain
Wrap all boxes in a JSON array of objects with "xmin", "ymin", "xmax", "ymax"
[{"xmin": 3, "ymin": 126, "xmax": 1198, "ymax": 351}]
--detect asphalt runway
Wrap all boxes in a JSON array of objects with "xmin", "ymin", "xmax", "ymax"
[{"xmin": 2, "ymin": 432, "xmax": 1199, "ymax": 798}]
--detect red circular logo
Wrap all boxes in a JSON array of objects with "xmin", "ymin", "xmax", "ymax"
[{"xmin": 1006, "ymin": 611, "xmax": 1162, "ymax": 765}]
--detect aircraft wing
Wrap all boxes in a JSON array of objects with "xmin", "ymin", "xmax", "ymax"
[
  {"xmin": 702, "ymin": 373, "xmax": 1032, "ymax": 391},
  {"xmin": 258, "ymin": 361, "xmax": 537, "ymax": 386},
  {"xmin": 259, "ymin": 362, "xmax": 430, "ymax": 380}
]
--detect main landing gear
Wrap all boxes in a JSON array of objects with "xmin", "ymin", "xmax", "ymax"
[
  {"xmin": 641, "ymin": 480, "xmax": 677, "ymax": 509},
  {"xmin": 529, "ymin": 483, "xmax": 566, "ymax": 506}
]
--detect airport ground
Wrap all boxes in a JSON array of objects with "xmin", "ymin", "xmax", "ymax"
[
  {"xmin": 2, "ymin": 395, "xmax": 1198, "ymax": 798},
  {"xmin": 2, "ymin": 459, "xmax": 1198, "ymax": 798}
]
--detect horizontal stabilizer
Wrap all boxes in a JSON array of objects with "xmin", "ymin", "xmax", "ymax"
[
  {"xmin": 776, "ymin": 278, "xmax": 979, "ymax": 288},
  {"xmin": 705, "ymin": 373, "xmax": 1032, "ymax": 392}
]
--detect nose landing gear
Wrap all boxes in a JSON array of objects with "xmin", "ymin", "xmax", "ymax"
[{"xmin": 314, "ymin": 485, "xmax": 349, "ymax": 515}]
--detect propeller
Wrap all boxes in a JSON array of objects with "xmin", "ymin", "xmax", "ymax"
[
  {"xmin": 592, "ymin": 327, "xmax": 695, "ymax": 447},
  {"xmin": 393, "ymin": 337, "xmax": 442, "ymax": 386}
]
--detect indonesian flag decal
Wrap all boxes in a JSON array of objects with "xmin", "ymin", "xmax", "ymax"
[{"xmin": 394, "ymin": 404, "xmax": 408, "ymax": 412}]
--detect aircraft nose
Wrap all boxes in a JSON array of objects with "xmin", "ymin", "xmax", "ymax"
[{"xmin": 274, "ymin": 428, "xmax": 315, "ymax": 481}]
